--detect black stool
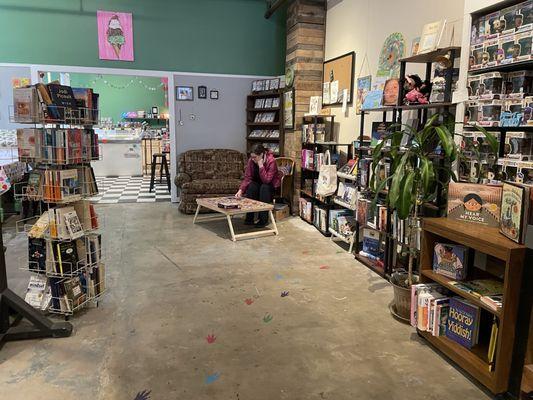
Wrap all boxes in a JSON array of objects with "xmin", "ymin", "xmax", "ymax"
[{"xmin": 149, "ymin": 152, "xmax": 170, "ymax": 193}]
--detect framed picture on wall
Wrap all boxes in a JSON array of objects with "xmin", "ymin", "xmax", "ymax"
[
  {"xmin": 198, "ymin": 85, "xmax": 207, "ymax": 99},
  {"xmin": 283, "ymin": 88, "xmax": 295, "ymax": 130},
  {"xmin": 176, "ymin": 86, "xmax": 194, "ymax": 101},
  {"xmin": 210, "ymin": 90, "xmax": 219, "ymax": 100},
  {"xmin": 322, "ymin": 51, "xmax": 355, "ymax": 106}
]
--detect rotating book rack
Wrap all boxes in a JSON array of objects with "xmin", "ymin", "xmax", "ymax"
[{"xmin": 4, "ymin": 84, "xmax": 105, "ymax": 322}]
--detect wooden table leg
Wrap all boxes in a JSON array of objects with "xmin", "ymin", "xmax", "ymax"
[
  {"xmin": 227, "ymin": 215, "xmax": 236, "ymax": 241},
  {"xmin": 193, "ymin": 204, "xmax": 201, "ymax": 224},
  {"xmin": 269, "ymin": 210, "xmax": 278, "ymax": 235}
]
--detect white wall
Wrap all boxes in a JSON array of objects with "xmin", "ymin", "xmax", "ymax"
[
  {"xmin": 173, "ymin": 74, "xmax": 255, "ymax": 155},
  {"xmin": 325, "ymin": 0, "xmax": 466, "ymax": 143}
]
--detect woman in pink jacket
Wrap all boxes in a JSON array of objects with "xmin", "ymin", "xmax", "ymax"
[{"xmin": 235, "ymin": 144, "xmax": 282, "ymax": 227}]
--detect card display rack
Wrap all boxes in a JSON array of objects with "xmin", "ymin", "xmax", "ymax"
[
  {"xmin": 246, "ymin": 89, "xmax": 284, "ymax": 156},
  {"xmin": 9, "ymin": 87, "xmax": 106, "ymax": 320}
]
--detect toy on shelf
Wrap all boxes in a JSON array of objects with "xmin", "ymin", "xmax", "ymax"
[{"xmin": 403, "ymin": 74, "xmax": 432, "ymax": 105}]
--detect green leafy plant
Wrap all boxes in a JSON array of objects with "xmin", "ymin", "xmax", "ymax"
[{"xmin": 369, "ymin": 114, "xmax": 498, "ymax": 285}]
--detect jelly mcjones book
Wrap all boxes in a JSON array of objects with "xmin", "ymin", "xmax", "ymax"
[
  {"xmin": 433, "ymin": 243, "xmax": 468, "ymax": 280},
  {"xmin": 445, "ymin": 297, "xmax": 480, "ymax": 349},
  {"xmin": 447, "ymin": 182, "xmax": 502, "ymax": 227}
]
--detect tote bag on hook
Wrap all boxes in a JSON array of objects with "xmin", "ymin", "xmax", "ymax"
[{"xmin": 316, "ymin": 150, "xmax": 337, "ymax": 197}]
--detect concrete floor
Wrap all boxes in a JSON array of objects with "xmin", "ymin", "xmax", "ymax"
[{"xmin": 0, "ymin": 203, "xmax": 493, "ymax": 400}]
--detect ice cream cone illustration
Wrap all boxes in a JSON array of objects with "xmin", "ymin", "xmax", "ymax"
[{"xmin": 106, "ymin": 15, "xmax": 125, "ymax": 59}]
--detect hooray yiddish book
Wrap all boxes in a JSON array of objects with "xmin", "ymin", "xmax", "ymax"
[{"xmin": 446, "ymin": 297, "xmax": 480, "ymax": 349}]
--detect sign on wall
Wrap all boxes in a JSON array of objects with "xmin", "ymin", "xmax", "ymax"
[{"xmin": 97, "ymin": 10, "xmax": 134, "ymax": 61}]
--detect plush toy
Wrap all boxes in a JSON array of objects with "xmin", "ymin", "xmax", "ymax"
[{"xmin": 403, "ymin": 74, "xmax": 432, "ymax": 105}]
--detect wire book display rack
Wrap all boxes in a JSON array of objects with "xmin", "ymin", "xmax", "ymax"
[{"xmin": 7, "ymin": 90, "xmax": 106, "ymax": 320}]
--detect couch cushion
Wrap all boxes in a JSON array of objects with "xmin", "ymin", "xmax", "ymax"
[
  {"xmin": 179, "ymin": 149, "xmax": 246, "ymax": 180},
  {"xmin": 181, "ymin": 178, "xmax": 241, "ymax": 194}
]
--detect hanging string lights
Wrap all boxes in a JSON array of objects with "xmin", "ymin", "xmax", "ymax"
[{"xmin": 84, "ymin": 74, "xmax": 165, "ymax": 91}]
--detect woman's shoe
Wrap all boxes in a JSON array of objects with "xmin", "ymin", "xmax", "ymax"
[
  {"xmin": 244, "ymin": 219, "xmax": 255, "ymax": 225},
  {"xmin": 254, "ymin": 221, "xmax": 268, "ymax": 228}
]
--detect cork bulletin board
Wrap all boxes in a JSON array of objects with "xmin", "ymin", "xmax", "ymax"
[{"xmin": 322, "ymin": 51, "xmax": 355, "ymax": 105}]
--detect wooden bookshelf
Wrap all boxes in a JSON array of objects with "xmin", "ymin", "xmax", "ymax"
[
  {"xmin": 419, "ymin": 217, "xmax": 526, "ymax": 394},
  {"xmin": 246, "ymin": 90, "xmax": 284, "ymax": 156}
]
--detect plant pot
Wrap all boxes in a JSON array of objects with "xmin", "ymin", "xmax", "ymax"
[{"xmin": 390, "ymin": 270, "xmax": 419, "ymax": 321}]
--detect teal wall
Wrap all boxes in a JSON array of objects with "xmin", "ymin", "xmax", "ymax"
[
  {"xmin": 46, "ymin": 73, "xmax": 168, "ymax": 123},
  {"xmin": 0, "ymin": 0, "xmax": 286, "ymax": 76}
]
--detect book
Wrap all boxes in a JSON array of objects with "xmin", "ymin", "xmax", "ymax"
[
  {"xmin": 362, "ymin": 228, "xmax": 382, "ymax": 259},
  {"xmin": 480, "ymin": 294, "xmax": 503, "ymax": 312},
  {"xmin": 28, "ymin": 237, "xmax": 47, "ymax": 272},
  {"xmin": 28, "ymin": 211, "xmax": 51, "ymax": 239},
  {"xmin": 73, "ymin": 200, "xmax": 93, "ymax": 231},
  {"xmin": 447, "ymin": 182, "xmax": 502, "ymax": 227},
  {"xmin": 488, "ymin": 316, "xmax": 499, "ymax": 371},
  {"xmin": 419, "ymin": 20, "xmax": 446, "ymax": 54},
  {"xmin": 446, "ymin": 297, "xmax": 480, "ymax": 349},
  {"xmin": 217, "ymin": 198, "xmax": 241, "ymax": 209},
  {"xmin": 53, "ymin": 241, "xmax": 79, "ymax": 275},
  {"xmin": 13, "ymin": 87, "xmax": 39, "ymax": 122},
  {"xmin": 500, "ymin": 181, "xmax": 530, "ymax": 243},
  {"xmin": 410, "ymin": 283, "xmax": 448, "ymax": 328},
  {"xmin": 63, "ymin": 276, "xmax": 86, "ymax": 309},
  {"xmin": 433, "ymin": 243, "xmax": 468, "ymax": 280},
  {"xmin": 26, "ymin": 170, "xmax": 43, "ymax": 200},
  {"xmin": 338, "ymin": 159, "xmax": 357, "ymax": 175},
  {"xmin": 64, "ymin": 210, "xmax": 84, "ymax": 240},
  {"xmin": 17, "ymin": 128, "xmax": 43, "ymax": 160},
  {"xmin": 449, "ymin": 279, "xmax": 503, "ymax": 297},
  {"xmin": 59, "ymin": 169, "xmax": 81, "ymax": 201},
  {"xmin": 47, "ymin": 83, "xmax": 78, "ymax": 120},
  {"xmin": 24, "ymin": 275, "xmax": 50, "ymax": 310},
  {"xmin": 371, "ymin": 122, "xmax": 392, "ymax": 147}
]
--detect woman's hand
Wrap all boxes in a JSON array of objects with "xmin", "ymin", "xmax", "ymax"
[
  {"xmin": 257, "ymin": 157, "xmax": 264, "ymax": 168},
  {"xmin": 235, "ymin": 189, "xmax": 243, "ymax": 198}
]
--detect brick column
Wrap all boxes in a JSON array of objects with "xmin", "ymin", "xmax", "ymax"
[{"xmin": 284, "ymin": 0, "xmax": 326, "ymax": 213}]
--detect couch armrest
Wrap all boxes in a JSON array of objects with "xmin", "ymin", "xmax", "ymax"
[{"xmin": 175, "ymin": 172, "xmax": 192, "ymax": 187}]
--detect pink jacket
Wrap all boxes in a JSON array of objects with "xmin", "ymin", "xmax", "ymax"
[{"xmin": 239, "ymin": 151, "xmax": 282, "ymax": 193}]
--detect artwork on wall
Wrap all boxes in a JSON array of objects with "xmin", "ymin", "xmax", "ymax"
[
  {"xmin": 322, "ymin": 52, "xmax": 355, "ymax": 106},
  {"xmin": 176, "ymin": 86, "xmax": 194, "ymax": 101},
  {"xmin": 284, "ymin": 89, "xmax": 294, "ymax": 129},
  {"xmin": 97, "ymin": 10, "xmax": 134, "ymax": 61},
  {"xmin": 198, "ymin": 86, "xmax": 207, "ymax": 99},
  {"xmin": 376, "ymin": 32, "xmax": 405, "ymax": 78},
  {"xmin": 210, "ymin": 90, "xmax": 219, "ymax": 100},
  {"xmin": 12, "ymin": 78, "xmax": 30, "ymax": 89},
  {"xmin": 285, "ymin": 65, "xmax": 295, "ymax": 89},
  {"xmin": 355, "ymin": 75, "xmax": 372, "ymax": 114},
  {"xmin": 411, "ymin": 37, "xmax": 421, "ymax": 56}
]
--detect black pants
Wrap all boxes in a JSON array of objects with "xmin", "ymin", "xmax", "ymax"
[{"xmin": 245, "ymin": 181, "xmax": 274, "ymax": 224}]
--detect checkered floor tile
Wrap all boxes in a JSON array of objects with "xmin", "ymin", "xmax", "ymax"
[{"xmin": 89, "ymin": 176, "xmax": 171, "ymax": 204}]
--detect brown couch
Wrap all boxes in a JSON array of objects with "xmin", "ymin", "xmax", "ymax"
[{"xmin": 175, "ymin": 149, "xmax": 247, "ymax": 214}]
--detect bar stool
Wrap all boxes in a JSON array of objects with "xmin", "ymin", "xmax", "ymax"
[{"xmin": 149, "ymin": 152, "xmax": 170, "ymax": 192}]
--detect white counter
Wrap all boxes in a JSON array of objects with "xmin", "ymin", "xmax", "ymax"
[{"xmin": 91, "ymin": 139, "xmax": 143, "ymax": 177}]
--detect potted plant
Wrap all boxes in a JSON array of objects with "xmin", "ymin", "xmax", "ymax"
[{"xmin": 369, "ymin": 114, "xmax": 498, "ymax": 320}]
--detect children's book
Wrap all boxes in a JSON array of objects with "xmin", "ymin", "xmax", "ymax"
[
  {"xmin": 446, "ymin": 297, "xmax": 480, "ymax": 349},
  {"xmin": 433, "ymin": 243, "xmax": 468, "ymax": 280}
]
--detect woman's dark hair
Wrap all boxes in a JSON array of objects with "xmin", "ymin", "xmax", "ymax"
[
  {"xmin": 250, "ymin": 143, "xmax": 267, "ymax": 156},
  {"xmin": 463, "ymin": 193, "xmax": 483, "ymax": 205}
]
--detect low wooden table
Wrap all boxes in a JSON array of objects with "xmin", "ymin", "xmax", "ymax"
[{"xmin": 193, "ymin": 197, "xmax": 278, "ymax": 241}]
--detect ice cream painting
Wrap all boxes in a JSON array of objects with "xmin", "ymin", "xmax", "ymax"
[{"xmin": 97, "ymin": 10, "xmax": 134, "ymax": 61}]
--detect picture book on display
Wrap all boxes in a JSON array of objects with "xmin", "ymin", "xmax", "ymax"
[
  {"xmin": 433, "ymin": 243, "xmax": 468, "ymax": 280},
  {"xmin": 24, "ymin": 275, "xmax": 51, "ymax": 311},
  {"xmin": 371, "ymin": 122, "xmax": 392, "ymax": 147},
  {"xmin": 447, "ymin": 182, "xmax": 502, "ymax": 227},
  {"xmin": 499, "ymin": 181, "xmax": 530, "ymax": 243},
  {"xmin": 446, "ymin": 297, "xmax": 480, "ymax": 349},
  {"xmin": 450, "ymin": 279, "xmax": 503, "ymax": 298}
]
